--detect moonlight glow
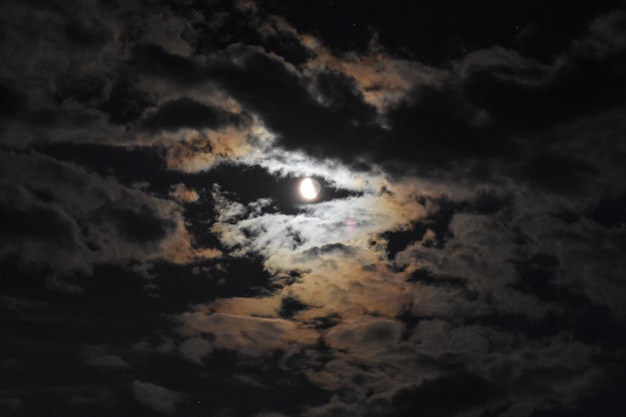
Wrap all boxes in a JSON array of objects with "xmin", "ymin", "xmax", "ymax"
[{"xmin": 299, "ymin": 177, "xmax": 321, "ymax": 200}]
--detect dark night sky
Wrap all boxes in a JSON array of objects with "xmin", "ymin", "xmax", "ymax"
[{"xmin": 1, "ymin": 0, "xmax": 626, "ymax": 416}]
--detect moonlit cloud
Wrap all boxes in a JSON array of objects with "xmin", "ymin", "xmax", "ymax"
[
  {"xmin": 179, "ymin": 312, "xmax": 319, "ymax": 357},
  {"xmin": 2, "ymin": 1, "xmax": 626, "ymax": 416}
]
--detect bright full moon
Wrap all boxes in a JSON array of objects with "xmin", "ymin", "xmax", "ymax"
[{"xmin": 299, "ymin": 177, "xmax": 321, "ymax": 200}]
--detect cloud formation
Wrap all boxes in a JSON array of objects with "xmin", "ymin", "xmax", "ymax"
[
  {"xmin": 1, "ymin": 1, "xmax": 625, "ymax": 416},
  {"xmin": 132, "ymin": 380, "xmax": 186, "ymax": 414}
]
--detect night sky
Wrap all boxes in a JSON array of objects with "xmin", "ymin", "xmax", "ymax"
[{"xmin": 2, "ymin": 0, "xmax": 626, "ymax": 416}]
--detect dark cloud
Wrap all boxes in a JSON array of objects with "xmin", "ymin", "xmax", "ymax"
[
  {"xmin": 133, "ymin": 43, "xmax": 208, "ymax": 85},
  {"xmin": 301, "ymin": 242, "xmax": 356, "ymax": 259},
  {"xmin": 269, "ymin": 0, "xmax": 621, "ymax": 62},
  {"xmin": 63, "ymin": 18, "xmax": 112, "ymax": 49},
  {"xmin": 150, "ymin": 256, "xmax": 274, "ymax": 313},
  {"xmin": 278, "ymin": 295, "xmax": 308, "ymax": 319},
  {"xmin": 172, "ymin": 0, "xmax": 313, "ymax": 65},
  {"xmin": 0, "ymin": 203, "xmax": 75, "ymax": 242},
  {"xmin": 0, "ymin": 150, "xmax": 193, "ymax": 274},
  {"xmin": 113, "ymin": 9, "xmax": 625, "ymax": 193},
  {"xmin": 132, "ymin": 380, "xmax": 186, "ymax": 415},
  {"xmin": 383, "ymin": 216, "xmax": 448, "ymax": 259},
  {"xmin": 99, "ymin": 204, "xmax": 176, "ymax": 244},
  {"xmin": 510, "ymin": 255, "xmax": 624, "ymax": 345},
  {"xmin": 518, "ymin": 153, "xmax": 599, "ymax": 193},
  {"xmin": 587, "ymin": 194, "xmax": 626, "ymax": 227},
  {"xmin": 99, "ymin": 73, "xmax": 154, "ymax": 126},
  {"xmin": 139, "ymin": 97, "xmax": 249, "ymax": 132},
  {"xmin": 54, "ymin": 74, "xmax": 107, "ymax": 107},
  {"xmin": 0, "ymin": 82, "xmax": 27, "ymax": 119},
  {"xmin": 38, "ymin": 143, "xmax": 172, "ymax": 192},
  {"xmin": 209, "ymin": 50, "xmax": 382, "ymax": 158},
  {"xmin": 407, "ymin": 268, "xmax": 468, "ymax": 289},
  {"xmin": 186, "ymin": 8, "xmax": 626, "ymax": 189},
  {"xmin": 384, "ymin": 193, "xmax": 511, "ymax": 260},
  {"xmin": 374, "ymin": 371, "xmax": 499, "ymax": 417},
  {"xmin": 308, "ymin": 313, "xmax": 342, "ymax": 330},
  {"xmin": 380, "ymin": 84, "xmax": 513, "ymax": 172},
  {"xmin": 461, "ymin": 52, "xmax": 626, "ymax": 135}
]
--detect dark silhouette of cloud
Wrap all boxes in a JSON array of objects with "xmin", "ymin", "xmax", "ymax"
[{"xmin": 140, "ymin": 97, "xmax": 249, "ymax": 132}]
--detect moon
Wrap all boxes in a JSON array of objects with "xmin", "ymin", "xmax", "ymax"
[{"xmin": 299, "ymin": 177, "xmax": 321, "ymax": 200}]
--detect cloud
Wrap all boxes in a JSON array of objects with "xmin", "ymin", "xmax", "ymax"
[
  {"xmin": 132, "ymin": 43, "xmax": 208, "ymax": 86},
  {"xmin": 179, "ymin": 312, "xmax": 319, "ymax": 357},
  {"xmin": 1, "ymin": 1, "xmax": 626, "ymax": 416},
  {"xmin": 84, "ymin": 353, "xmax": 129, "ymax": 369},
  {"xmin": 0, "ymin": 398, "xmax": 21, "ymax": 414},
  {"xmin": 81, "ymin": 345, "xmax": 130, "ymax": 369},
  {"xmin": 179, "ymin": 336, "xmax": 212, "ymax": 364},
  {"xmin": 376, "ymin": 371, "xmax": 498, "ymax": 417},
  {"xmin": 299, "ymin": 32, "xmax": 447, "ymax": 116},
  {"xmin": 196, "ymin": 149, "xmax": 624, "ymax": 417},
  {"xmin": 0, "ymin": 150, "xmax": 210, "ymax": 275},
  {"xmin": 517, "ymin": 213, "xmax": 626, "ymax": 318},
  {"xmin": 139, "ymin": 97, "xmax": 249, "ymax": 132},
  {"xmin": 132, "ymin": 380, "xmax": 186, "ymax": 414},
  {"xmin": 159, "ymin": 126, "xmax": 261, "ymax": 172},
  {"xmin": 169, "ymin": 183, "xmax": 199, "ymax": 203},
  {"xmin": 325, "ymin": 317, "xmax": 404, "ymax": 358},
  {"xmin": 211, "ymin": 187, "xmax": 426, "ymax": 266},
  {"xmin": 187, "ymin": 6, "xmax": 626, "ymax": 191}
]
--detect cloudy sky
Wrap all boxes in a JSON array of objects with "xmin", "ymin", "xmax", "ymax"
[{"xmin": 2, "ymin": 0, "xmax": 626, "ymax": 416}]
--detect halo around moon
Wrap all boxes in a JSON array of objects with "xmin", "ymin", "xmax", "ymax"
[{"xmin": 299, "ymin": 177, "xmax": 321, "ymax": 200}]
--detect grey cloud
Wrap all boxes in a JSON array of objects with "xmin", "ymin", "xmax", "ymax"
[
  {"xmin": 0, "ymin": 0, "xmax": 197, "ymax": 145},
  {"xmin": 518, "ymin": 152, "xmax": 599, "ymax": 194},
  {"xmin": 0, "ymin": 398, "xmax": 21, "ymax": 414},
  {"xmin": 370, "ymin": 371, "xmax": 499, "ymax": 417},
  {"xmin": 179, "ymin": 336, "xmax": 212, "ymax": 364},
  {"xmin": 130, "ymin": 43, "xmax": 385, "ymax": 160},
  {"xmin": 139, "ymin": 97, "xmax": 250, "ymax": 132},
  {"xmin": 63, "ymin": 14, "xmax": 113, "ymax": 50},
  {"xmin": 98, "ymin": 72, "xmax": 155, "ymax": 126},
  {"xmin": 94, "ymin": 203, "xmax": 176, "ymax": 245},
  {"xmin": 326, "ymin": 319, "xmax": 404, "ymax": 354},
  {"xmin": 210, "ymin": 49, "xmax": 381, "ymax": 156},
  {"xmin": 518, "ymin": 214, "xmax": 626, "ymax": 318},
  {"xmin": 197, "ymin": 9, "xmax": 626, "ymax": 193},
  {"xmin": 0, "ymin": 150, "xmax": 190, "ymax": 274},
  {"xmin": 133, "ymin": 42, "xmax": 206, "ymax": 83},
  {"xmin": 0, "ymin": 295, "xmax": 46, "ymax": 315},
  {"xmin": 0, "ymin": 203, "xmax": 77, "ymax": 243},
  {"xmin": 84, "ymin": 353, "xmax": 129, "ymax": 369},
  {"xmin": 378, "ymin": 35, "xmax": 626, "ymax": 182},
  {"xmin": 300, "ymin": 243, "xmax": 356, "ymax": 260},
  {"xmin": 406, "ymin": 268, "xmax": 468, "ymax": 289},
  {"xmin": 0, "ymin": 82, "xmax": 27, "ymax": 120},
  {"xmin": 180, "ymin": 311, "xmax": 319, "ymax": 357},
  {"xmin": 81, "ymin": 344, "xmax": 130, "ymax": 370},
  {"xmin": 132, "ymin": 380, "xmax": 186, "ymax": 414}
]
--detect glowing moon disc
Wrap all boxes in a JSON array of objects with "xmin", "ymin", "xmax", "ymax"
[{"xmin": 299, "ymin": 177, "xmax": 321, "ymax": 200}]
